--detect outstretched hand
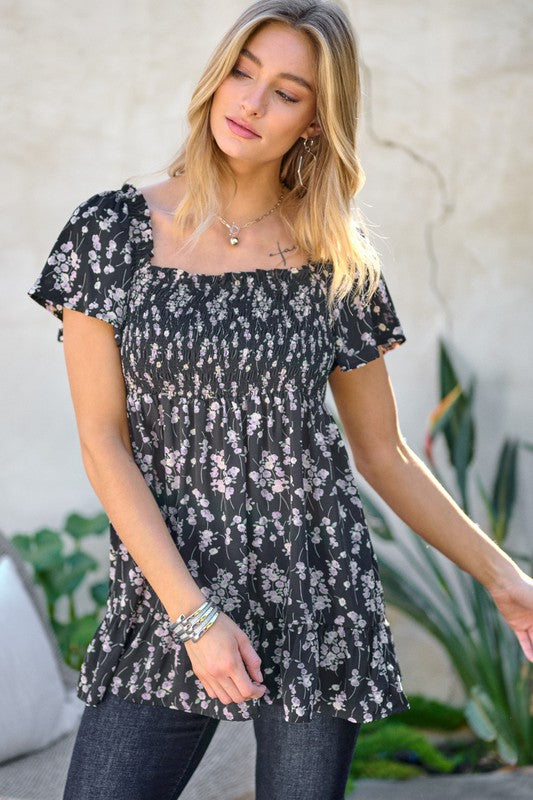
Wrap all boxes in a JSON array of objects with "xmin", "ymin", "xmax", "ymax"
[{"xmin": 488, "ymin": 570, "xmax": 533, "ymax": 661}]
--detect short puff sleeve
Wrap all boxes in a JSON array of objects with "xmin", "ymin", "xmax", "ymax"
[
  {"xmin": 27, "ymin": 186, "xmax": 140, "ymax": 347},
  {"xmin": 331, "ymin": 270, "xmax": 407, "ymax": 372}
]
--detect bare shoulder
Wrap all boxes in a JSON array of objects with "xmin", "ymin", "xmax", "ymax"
[{"xmin": 140, "ymin": 175, "xmax": 187, "ymax": 212}]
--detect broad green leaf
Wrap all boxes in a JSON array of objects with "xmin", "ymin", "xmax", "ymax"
[
  {"xmin": 40, "ymin": 551, "xmax": 99, "ymax": 602},
  {"xmin": 65, "ymin": 512, "xmax": 110, "ymax": 541},
  {"xmin": 11, "ymin": 529, "xmax": 63, "ymax": 571}
]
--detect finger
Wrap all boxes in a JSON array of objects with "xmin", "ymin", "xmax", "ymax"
[
  {"xmin": 237, "ymin": 636, "xmax": 263, "ymax": 682},
  {"xmin": 232, "ymin": 661, "xmax": 265, "ymax": 699},
  {"xmin": 212, "ymin": 680, "xmax": 234, "ymax": 705},
  {"xmin": 218, "ymin": 674, "xmax": 251, "ymax": 704},
  {"xmin": 200, "ymin": 678, "xmax": 216, "ymax": 700}
]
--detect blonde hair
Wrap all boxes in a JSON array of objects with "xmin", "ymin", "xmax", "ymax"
[{"xmin": 162, "ymin": 0, "xmax": 383, "ymax": 312}]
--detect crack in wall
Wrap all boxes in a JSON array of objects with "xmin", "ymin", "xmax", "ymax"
[{"xmin": 359, "ymin": 59, "xmax": 455, "ymax": 333}]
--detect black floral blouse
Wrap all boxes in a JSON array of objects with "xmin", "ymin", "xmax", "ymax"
[{"xmin": 27, "ymin": 182, "xmax": 410, "ymax": 725}]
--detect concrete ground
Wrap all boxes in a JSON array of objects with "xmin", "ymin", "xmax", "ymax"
[{"xmin": 347, "ymin": 766, "xmax": 533, "ymax": 800}]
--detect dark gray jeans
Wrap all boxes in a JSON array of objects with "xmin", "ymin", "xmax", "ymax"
[{"xmin": 63, "ymin": 691, "xmax": 362, "ymax": 800}]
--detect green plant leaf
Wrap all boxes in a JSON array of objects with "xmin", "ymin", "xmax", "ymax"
[
  {"xmin": 66, "ymin": 613, "xmax": 102, "ymax": 647},
  {"xmin": 53, "ymin": 612, "xmax": 101, "ymax": 649},
  {"xmin": 64, "ymin": 512, "xmax": 110, "ymax": 541},
  {"xmin": 451, "ymin": 379, "xmax": 476, "ymax": 510},
  {"xmin": 40, "ymin": 550, "xmax": 99, "ymax": 602},
  {"xmin": 90, "ymin": 579, "xmax": 109, "ymax": 607},
  {"xmin": 428, "ymin": 385, "xmax": 463, "ymax": 439},
  {"xmin": 476, "ymin": 476, "xmax": 497, "ymax": 534},
  {"xmin": 53, "ymin": 612, "xmax": 102, "ymax": 668},
  {"xmin": 409, "ymin": 534, "xmax": 454, "ymax": 598},
  {"xmin": 439, "ymin": 341, "xmax": 469, "ymax": 468},
  {"xmin": 490, "ymin": 439, "xmax": 519, "ymax": 545},
  {"xmin": 354, "ymin": 722, "xmax": 456, "ymax": 772},
  {"xmin": 397, "ymin": 693, "xmax": 466, "ymax": 730},
  {"xmin": 464, "ymin": 687, "xmax": 497, "ymax": 741},
  {"xmin": 11, "ymin": 529, "xmax": 63, "ymax": 571},
  {"xmin": 496, "ymin": 731, "xmax": 519, "ymax": 765},
  {"xmin": 439, "ymin": 339, "xmax": 460, "ymax": 397}
]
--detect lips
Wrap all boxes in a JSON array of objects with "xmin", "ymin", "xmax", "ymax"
[{"xmin": 225, "ymin": 116, "xmax": 261, "ymax": 138}]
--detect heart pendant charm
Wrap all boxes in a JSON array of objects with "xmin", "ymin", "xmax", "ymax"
[{"xmin": 229, "ymin": 223, "xmax": 240, "ymax": 246}]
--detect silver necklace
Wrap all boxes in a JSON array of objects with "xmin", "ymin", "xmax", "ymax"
[{"xmin": 218, "ymin": 189, "xmax": 286, "ymax": 246}]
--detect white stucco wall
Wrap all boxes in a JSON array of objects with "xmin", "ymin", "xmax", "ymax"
[{"xmin": 4, "ymin": 0, "xmax": 532, "ymax": 703}]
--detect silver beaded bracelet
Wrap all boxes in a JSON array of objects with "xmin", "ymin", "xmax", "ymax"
[{"xmin": 169, "ymin": 599, "xmax": 220, "ymax": 643}]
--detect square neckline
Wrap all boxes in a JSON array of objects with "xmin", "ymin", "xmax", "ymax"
[{"xmin": 123, "ymin": 182, "xmax": 316, "ymax": 279}]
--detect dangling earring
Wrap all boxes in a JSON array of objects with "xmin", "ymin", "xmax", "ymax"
[{"xmin": 297, "ymin": 136, "xmax": 317, "ymax": 188}]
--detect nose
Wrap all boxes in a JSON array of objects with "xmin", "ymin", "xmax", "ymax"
[{"xmin": 240, "ymin": 84, "xmax": 267, "ymax": 116}]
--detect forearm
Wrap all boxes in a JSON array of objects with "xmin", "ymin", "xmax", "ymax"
[
  {"xmin": 357, "ymin": 442, "xmax": 523, "ymax": 593},
  {"xmin": 81, "ymin": 437, "xmax": 205, "ymax": 621}
]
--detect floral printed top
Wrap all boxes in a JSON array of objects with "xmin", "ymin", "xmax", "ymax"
[{"xmin": 27, "ymin": 182, "xmax": 410, "ymax": 725}]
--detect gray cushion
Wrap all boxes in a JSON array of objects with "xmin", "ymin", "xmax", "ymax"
[
  {"xmin": 0, "ymin": 531, "xmax": 78, "ymax": 692},
  {"xmin": 0, "ymin": 555, "xmax": 84, "ymax": 763}
]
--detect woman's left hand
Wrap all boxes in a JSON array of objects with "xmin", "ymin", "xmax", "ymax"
[{"xmin": 488, "ymin": 570, "xmax": 533, "ymax": 661}]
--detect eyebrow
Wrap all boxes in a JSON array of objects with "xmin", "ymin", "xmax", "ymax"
[{"xmin": 239, "ymin": 48, "xmax": 314, "ymax": 93}]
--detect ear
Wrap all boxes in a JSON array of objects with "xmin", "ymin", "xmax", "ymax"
[{"xmin": 302, "ymin": 117, "xmax": 322, "ymax": 139}]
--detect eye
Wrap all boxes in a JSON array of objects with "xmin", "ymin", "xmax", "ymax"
[
  {"xmin": 230, "ymin": 65, "xmax": 299, "ymax": 104},
  {"xmin": 276, "ymin": 90, "xmax": 298, "ymax": 104},
  {"xmin": 230, "ymin": 66, "xmax": 249, "ymax": 79}
]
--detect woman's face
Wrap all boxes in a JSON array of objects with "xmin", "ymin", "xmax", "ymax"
[{"xmin": 210, "ymin": 22, "xmax": 321, "ymax": 168}]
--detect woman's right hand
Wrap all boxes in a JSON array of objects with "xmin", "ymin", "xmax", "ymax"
[{"xmin": 183, "ymin": 611, "xmax": 267, "ymax": 705}]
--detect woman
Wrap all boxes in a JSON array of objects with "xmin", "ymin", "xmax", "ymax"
[{"xmin": 27, "ymin": 1, "xmax": 533, "ymax": 799}]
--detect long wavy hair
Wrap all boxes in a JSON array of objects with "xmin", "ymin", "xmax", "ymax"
[{"xmin": 155, "ymin": 0, "xmax": 383, "ymax": 311}]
